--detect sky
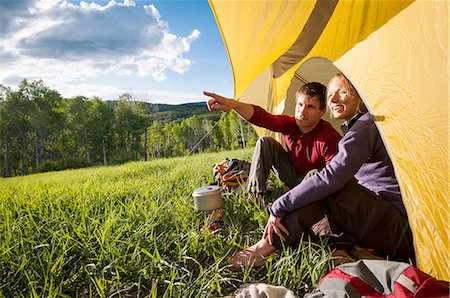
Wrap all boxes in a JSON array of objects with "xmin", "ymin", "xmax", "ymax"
[{"xmin": 0, "ymin": 0, "xmax": 233, "ymax": 104}]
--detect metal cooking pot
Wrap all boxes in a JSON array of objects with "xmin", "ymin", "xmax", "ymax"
[{"xmin": 192, "ymin": 185, "xmax": 223, "ymax": 211}]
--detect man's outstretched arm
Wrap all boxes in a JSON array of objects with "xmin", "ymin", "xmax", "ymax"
[{"xmin": 204, "ymin": 91, "xmax": 254, "ymax": 120}]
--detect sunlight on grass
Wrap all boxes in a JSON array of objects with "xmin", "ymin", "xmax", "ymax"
[{"xmin": 0, "ymin": 148, "xmax": 333, "ymax": 297}]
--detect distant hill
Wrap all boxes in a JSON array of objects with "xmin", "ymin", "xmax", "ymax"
[{"xmin": 146, "ymin": 101, "xmax": 220, "ymax": 122}]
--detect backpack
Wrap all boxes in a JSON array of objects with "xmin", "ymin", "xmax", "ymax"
[
  {"xmin": 304, "ymin": 260, "xmax": 450, "ymax": 298},
  {"xmin": 213, "ymin": 158, "xmax": 251, "ymax": 188}
]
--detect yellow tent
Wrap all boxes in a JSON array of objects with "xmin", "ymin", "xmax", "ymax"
[{"xmin": 209, "ymin": 0, "xmax": 449, "ymax": 280}]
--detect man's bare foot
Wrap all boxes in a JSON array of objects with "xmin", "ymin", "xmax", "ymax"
[{"xmin": 230, "ymin": 238, "xmax": 277, "ymax": 268}]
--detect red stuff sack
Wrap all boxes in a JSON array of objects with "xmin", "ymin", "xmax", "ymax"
[{"xmin": 305, "ymin": 260, "xmax": 449, "ymax": 298}]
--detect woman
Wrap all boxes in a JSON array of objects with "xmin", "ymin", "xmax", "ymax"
[{"xmin": 231, "ymin": 73, "xmax": 416, "ymax": 268}]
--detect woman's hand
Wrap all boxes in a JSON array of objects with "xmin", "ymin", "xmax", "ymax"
[{"xmin": 263, "ymin": 214, "xmax": 289, "ymax": 246}]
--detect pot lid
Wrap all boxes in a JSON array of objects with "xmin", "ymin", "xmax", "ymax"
[{"xmin": 193, "ymin": 185, "xmax": 221, "ymax": 196}]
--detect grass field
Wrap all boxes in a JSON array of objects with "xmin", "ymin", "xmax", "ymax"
[{"xmin": 0, "ymin": 148, "xmax": 333, "ymax": 297}]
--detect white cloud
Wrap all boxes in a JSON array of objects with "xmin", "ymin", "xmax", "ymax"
[
  {"xmin": 0, "ymin": 0, "xmax": 37, "ymax": 37},
  {"xmin": 55, "ymin": 81, "xmax": 204, "ymax": 104},
  {"xmin": 144, "ymin": 4, "xmax": 163, "ymax": 22},
  {"xmin": 0, "ymin": 0, "xmax": 201, "ymax": 99},
  {"xmin": 129, "ymin": 89, "xmax": 205, "ymax": 105}
]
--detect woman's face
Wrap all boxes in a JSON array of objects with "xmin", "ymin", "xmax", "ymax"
[{"xmin": 327, "ymin": 77, "xmax": 361, "ymax": 121}]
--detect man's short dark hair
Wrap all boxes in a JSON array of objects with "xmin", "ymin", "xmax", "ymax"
[{"xmin": 296, "ymin": 82, "xmax": 327, "ymax": 110}]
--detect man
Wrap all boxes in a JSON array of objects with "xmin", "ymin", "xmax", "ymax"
[{"xmin": 204, "ymin": 82, "xmax": 341, "ymax": 199}]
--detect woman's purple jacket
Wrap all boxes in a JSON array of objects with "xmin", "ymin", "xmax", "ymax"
[{"xmin": 269, "ymin": 112, "xmax": 407, "ymax": 218}]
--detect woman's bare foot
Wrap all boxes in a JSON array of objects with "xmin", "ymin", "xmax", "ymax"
[{"xmin": 230, "ymin": 238, "xmax": 277, "ymax": 268}]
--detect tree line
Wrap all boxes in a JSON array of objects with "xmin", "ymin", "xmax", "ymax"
[{"xmin": 0, "ymin": 80, "xmax": 257, "ymax": 177}]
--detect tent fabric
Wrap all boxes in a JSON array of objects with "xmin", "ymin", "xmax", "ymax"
[
  {"xmin": 209, "ymin": 0, "xmax": 449, "ymax": 280},
  {"xmin": 272, "ymin": 0, "xmax": 339, "ymax": 78}
]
